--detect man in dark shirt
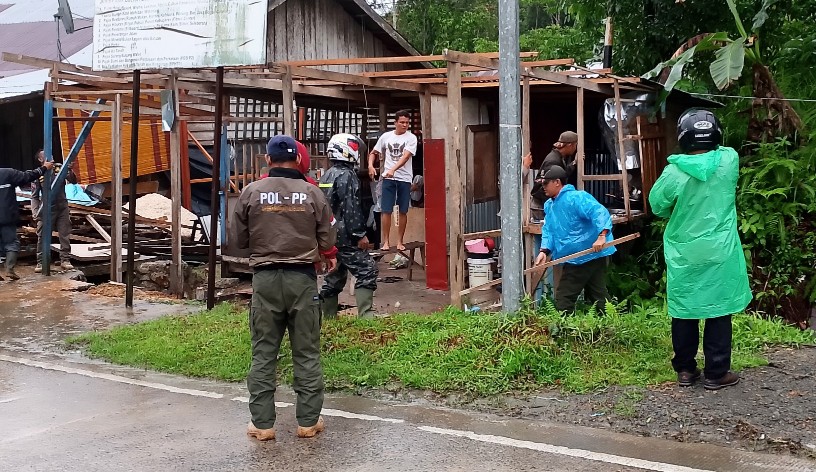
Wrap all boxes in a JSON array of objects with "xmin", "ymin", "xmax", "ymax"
[
  {"xmin": 31, "ymin": 150, "xmax": 75, "ymax": 272},
  {"xmin": 0, "ymin": 161, "xmax": 54, "ymax": 280}
]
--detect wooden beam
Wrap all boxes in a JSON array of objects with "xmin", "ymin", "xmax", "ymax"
[
  {"xmin": 110, "ymin": 94, "xmax": 123, "ymax": 282},
  {"xmin": 52, "ymin": 101, "xmax": 113, "ymax": 112},
  {"xmin": 446, "ymin": 60, "xmax": 465, "ymax": 308},
  {"xmin": 613, "ymin": 79, "xmax": 632, "ymax": 219},
  {"xmin": 1, "ymin": 52, "xmax": 120, "ymax": 78},
  {"xmin": 582, "ymin": 174, "xmax": 625, "ymax": 181},
  {"xmin": 420, "ymin": 88, "xmax": 432, "ymax": 139},
  {"xmin": 281, "ymin": 66, "xmax": 295, "ymax": 136},
  {"xmin": 169, "ymin": 72, "xmax": 184, "ymax": 298},
  {"xmin": 281, "ymin": 51, "xmax": 539, "ymax": 67},
  {"xmin": 360, "ymin": 59, "xmax": 577, "ymax": 78},
  {"xmin": 223, "ymin": 116, "xmax": 283, "ymax": 123},
  {"xmin": 85, "ymin": 215, "xmax": 112, "ymax": 244},
  {"xmin": 522, "ymin": 75, "xmax": 532, "ymax": 295},
  {"xmin": 269, "ymin": 63, "xmax": 446, "ymax": 94},
  {"xmin": 442, "ymin": 50, "xmax": 612, "ymax": 95},
  {"xmin": 576, "ymin": 88, "xmax": 585, "ymax": 191}
]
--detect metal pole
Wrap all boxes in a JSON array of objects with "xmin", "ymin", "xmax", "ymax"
[
  {"xmin": 42, "ymin": 99, "xmax": 53, "ymax": 276},
  {"xmin": 498, "ymin": 0, "xmax": 523, "ymax": 313},
  {"xmin": 207, "ymin": 67, "xmax": 225, "ymax": 310},
  {"xmin": 126, "ymin": 69, "xmax": 141, "ymax": 308}
]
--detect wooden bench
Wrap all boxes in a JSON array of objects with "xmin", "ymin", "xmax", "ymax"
[{"xmin": 369, "ymin": 241, "xmax": 426, "ymax": 281}]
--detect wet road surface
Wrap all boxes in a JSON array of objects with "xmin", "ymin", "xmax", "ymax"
[{"xmin": 1, "ymin": 274, "xmax": 814, "ymax": 471}]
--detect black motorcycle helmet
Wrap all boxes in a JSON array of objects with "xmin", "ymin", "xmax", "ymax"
[{"xmin": 677, "ymin": 108, "xmax": 722, "ymax": 153}]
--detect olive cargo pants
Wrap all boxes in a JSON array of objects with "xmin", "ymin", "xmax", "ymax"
[{"xmin": 248, "ymin": 269, "xmax": 323, "ymax": 429}]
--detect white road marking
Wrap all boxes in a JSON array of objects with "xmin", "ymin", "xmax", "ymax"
[
  {"xmin": 0, "ymin": 355, "xmax": 223, "ymax": 399},
  {"xmin": 231, "ymin": 397, "xmax": 294, "ymax": 408},
  {"xmin": 418, "ymin": 426, "xmax": 714, "ymax": 472},
  {"xmin": 321, "ymin": 408, "xmax": 404, "ymax": 424}
]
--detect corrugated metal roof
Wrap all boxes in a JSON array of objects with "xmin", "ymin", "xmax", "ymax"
[
  {"xmin": 0, "ymin": 44, "xmax": 92, "ymax": 100},
  {"xmin": 0, "ymin": 0, "xmax": 95, "ymax": 25},
  {"xmin": 0, "ymin": 20, "xmax": 93, "ymax": 77}
]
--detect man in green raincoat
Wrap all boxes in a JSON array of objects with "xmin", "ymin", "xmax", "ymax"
[{"xmin": 649, "ymin": 108, "xmax": 752, "ymax": 391}]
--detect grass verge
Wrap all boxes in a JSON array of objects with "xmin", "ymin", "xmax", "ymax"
[{"xmin": 67, "ymin": 301, "xmax": 816, "ymax": 395}]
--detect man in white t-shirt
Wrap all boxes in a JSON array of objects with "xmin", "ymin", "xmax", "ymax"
[{"xmin": 367, "ymin": 110, "xmax": 418, "ymax": 251}]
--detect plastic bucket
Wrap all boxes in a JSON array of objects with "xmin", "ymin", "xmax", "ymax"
[{"xmin": 467, "ymin": 258, "xmax": 493, "ymax": 289}]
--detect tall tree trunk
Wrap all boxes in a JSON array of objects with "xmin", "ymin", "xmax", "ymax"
[{"xmin": 749, "ymin": 63, "xmax": 804, "ymax": 143}]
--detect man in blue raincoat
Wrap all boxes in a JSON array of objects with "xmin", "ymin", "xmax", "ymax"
[
  {"xmin": 534, "ymin": 166, "xmax": 615, "ymax": 312},
  {"xmin": 649, "ymin": 108, "xmax": 752, "ymax": 391}
]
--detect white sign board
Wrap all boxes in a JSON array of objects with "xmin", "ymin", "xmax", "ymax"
[{"xmin": 93, "ymin": 0, "xmax": 267, "ymax": 71}]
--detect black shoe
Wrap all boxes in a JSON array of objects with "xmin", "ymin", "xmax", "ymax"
[
  {"xmin": 704, "ymin": 372, "xmax": 740, "ymax": 391},
  {"xmin": 677, "ymin": 369, "xmax": 701, "ymax": 387}
]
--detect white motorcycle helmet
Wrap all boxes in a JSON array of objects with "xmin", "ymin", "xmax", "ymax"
[{"xmin": 326, "ymin": 133, "xmax": 362, "ymax": 164}]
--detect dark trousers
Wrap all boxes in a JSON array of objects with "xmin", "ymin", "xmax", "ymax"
[
  {"xmin": 248, "ymin": 269, "xmax": 323, "ymax": 429},
  {"xmin": 0, "ymin": 224, "xmax": 20, "ymax": 254},
  {"xmin": 32, "ymin": 198, "xmax": 72, "ymax": 263},
  {"xmin": 320, "ymin": 244, "xmax": 378, "ymax": 296},
  {"xmin": 671, "ymin": 315, "xmax": 732, "ymax": 379},
  {"xmin": 555, "ymin": 256, "xmax": 609, "ymax": 312}
]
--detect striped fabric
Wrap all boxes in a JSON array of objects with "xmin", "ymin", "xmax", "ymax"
[{"xmin": 57, "ymin": 103, "xmax": 171, "ymax": 185}]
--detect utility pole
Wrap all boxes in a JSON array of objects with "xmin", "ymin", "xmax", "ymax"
[{"xmin": 498, "ymin": 0, "xmax": 523, "ymax": 313}]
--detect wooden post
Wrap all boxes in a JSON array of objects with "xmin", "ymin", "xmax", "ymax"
[
  {"xmin": 378, "ymin": 103, "xmax": 387, "ymax": 132},
  {"xmin": 447, "ymin": 60, "xmax": 465, "ymax": 307},
  {"xmin": 110, "ymin": 94, "xmax": 123, "ymax": 282},
  {"xmin": 576, "ymin": 87, "xmax": 586, "ymax": 191},
  {"xmin": 125, "ymin": 70, "xmax": 141, "ymax": 308},
  {"xmin": 522, "ymin": 75, "xmax": 533, "ymax": 294},
  {"xmin": 282, "ymin": 65, "xmax": 294, "ymax": 136},
  {"xmin": 420, "ymin": 87, "xmax": 432, "ymax": 139},
  {"xmin": 169, "ymin": 72, "xmax": 184, "ymax": 297},
  {"xmin": 613, "ymin": 79, "xmax": 631, "ymax": 219}
]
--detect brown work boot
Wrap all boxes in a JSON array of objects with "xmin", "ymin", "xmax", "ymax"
[
  {"xmin": 677, "ymin": 368, "xmax": 701, "ymax": 387},
  {"xmin": 704, "ymin": 372, "xmax": 740, "ymax": 391},
  {"xmin": 296, "ymin": 416, "xmax": 325, "ymax": 438},
  {"xmin": 246, "ymin": 421, "xmax": 276, "ymax": 441}
]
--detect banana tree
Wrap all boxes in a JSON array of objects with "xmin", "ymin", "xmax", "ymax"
[{"xmin": 643, "ymin": 0, "xmax": 803, "ymax": 143}]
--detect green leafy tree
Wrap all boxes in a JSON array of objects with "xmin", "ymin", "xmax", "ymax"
[{"xmin": 642, "ymin": 0, "xmax": 804, "ymax": 142}]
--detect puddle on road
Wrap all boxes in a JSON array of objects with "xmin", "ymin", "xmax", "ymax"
[{"xmin": 0, "ymin": 275, "xmax": 200, "ymax": 353}]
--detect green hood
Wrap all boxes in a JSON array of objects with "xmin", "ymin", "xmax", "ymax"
[{"xmin": 667, "ymin": 146, "xmax": 728, "ymax": 182}]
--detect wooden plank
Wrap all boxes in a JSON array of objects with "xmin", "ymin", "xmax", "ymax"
[
  {"xmin": 447, "ymin": 60, "xmax": 465, "ymax": 307},
  {"xmin": 420, "ymin": 88, "xmax": 432, "ymax": 139},
  {"xmin": 85, "ymin": 215, "xmax": 112, "ymax": 244},
  {"xmin": 282, "ymin": 51, "xmax": 538, "ymax": 67},
  {"xmin": 522, "ymin": 76, "xmax": 533, "ymax": 292},
  {"xmin": 169, "ymin": 72, "xmax": 184, "ymax": 297},
  {"xmin": 281, "ymin": 66, "xmax": 295, "ymax": 136},
  {"xmin": 442, "ymin": 50, "xmax": 611, "ymax": 95},
  {"xmin": 361, "ymin": 60, "xmax": 576, "ymax": 78},
  {"xmin": 52, "ymin": 101, "xmax": 113, "ymax": 112},
  {"xmin": 460, "ymin": 234, "xmax": 640, "ymax": 296},
  {"xmin": 101, "ymin": 180, "xmax": 160, "ymax": 198},
  {"xmin": 463, "ymin": 229, "xmax": 502, "ymax": 241},
  {"xmin": 223, "ymin": 116, "xmax": 283, "ymax": 123},
  {"xmin": 582, "ymin": 174, "xmax": 625, "ymax": 181},
  {"xmin": 269, "ymin": 63, "xmax": 430, "ymax": 93},
  {"xmin": 110, "ymin": 94, "xmax": 123, "ymax": 282},
  {"xmin": 613, "ymin": 79, "xmax": 631, "ymax": 219},
  {"xmin": 576, "ymin": 87, "xmax": 585, "ymax": 191},
  {"xmin": 286, "ymin": 0, "xmax": 305, "ymax": 62}
]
